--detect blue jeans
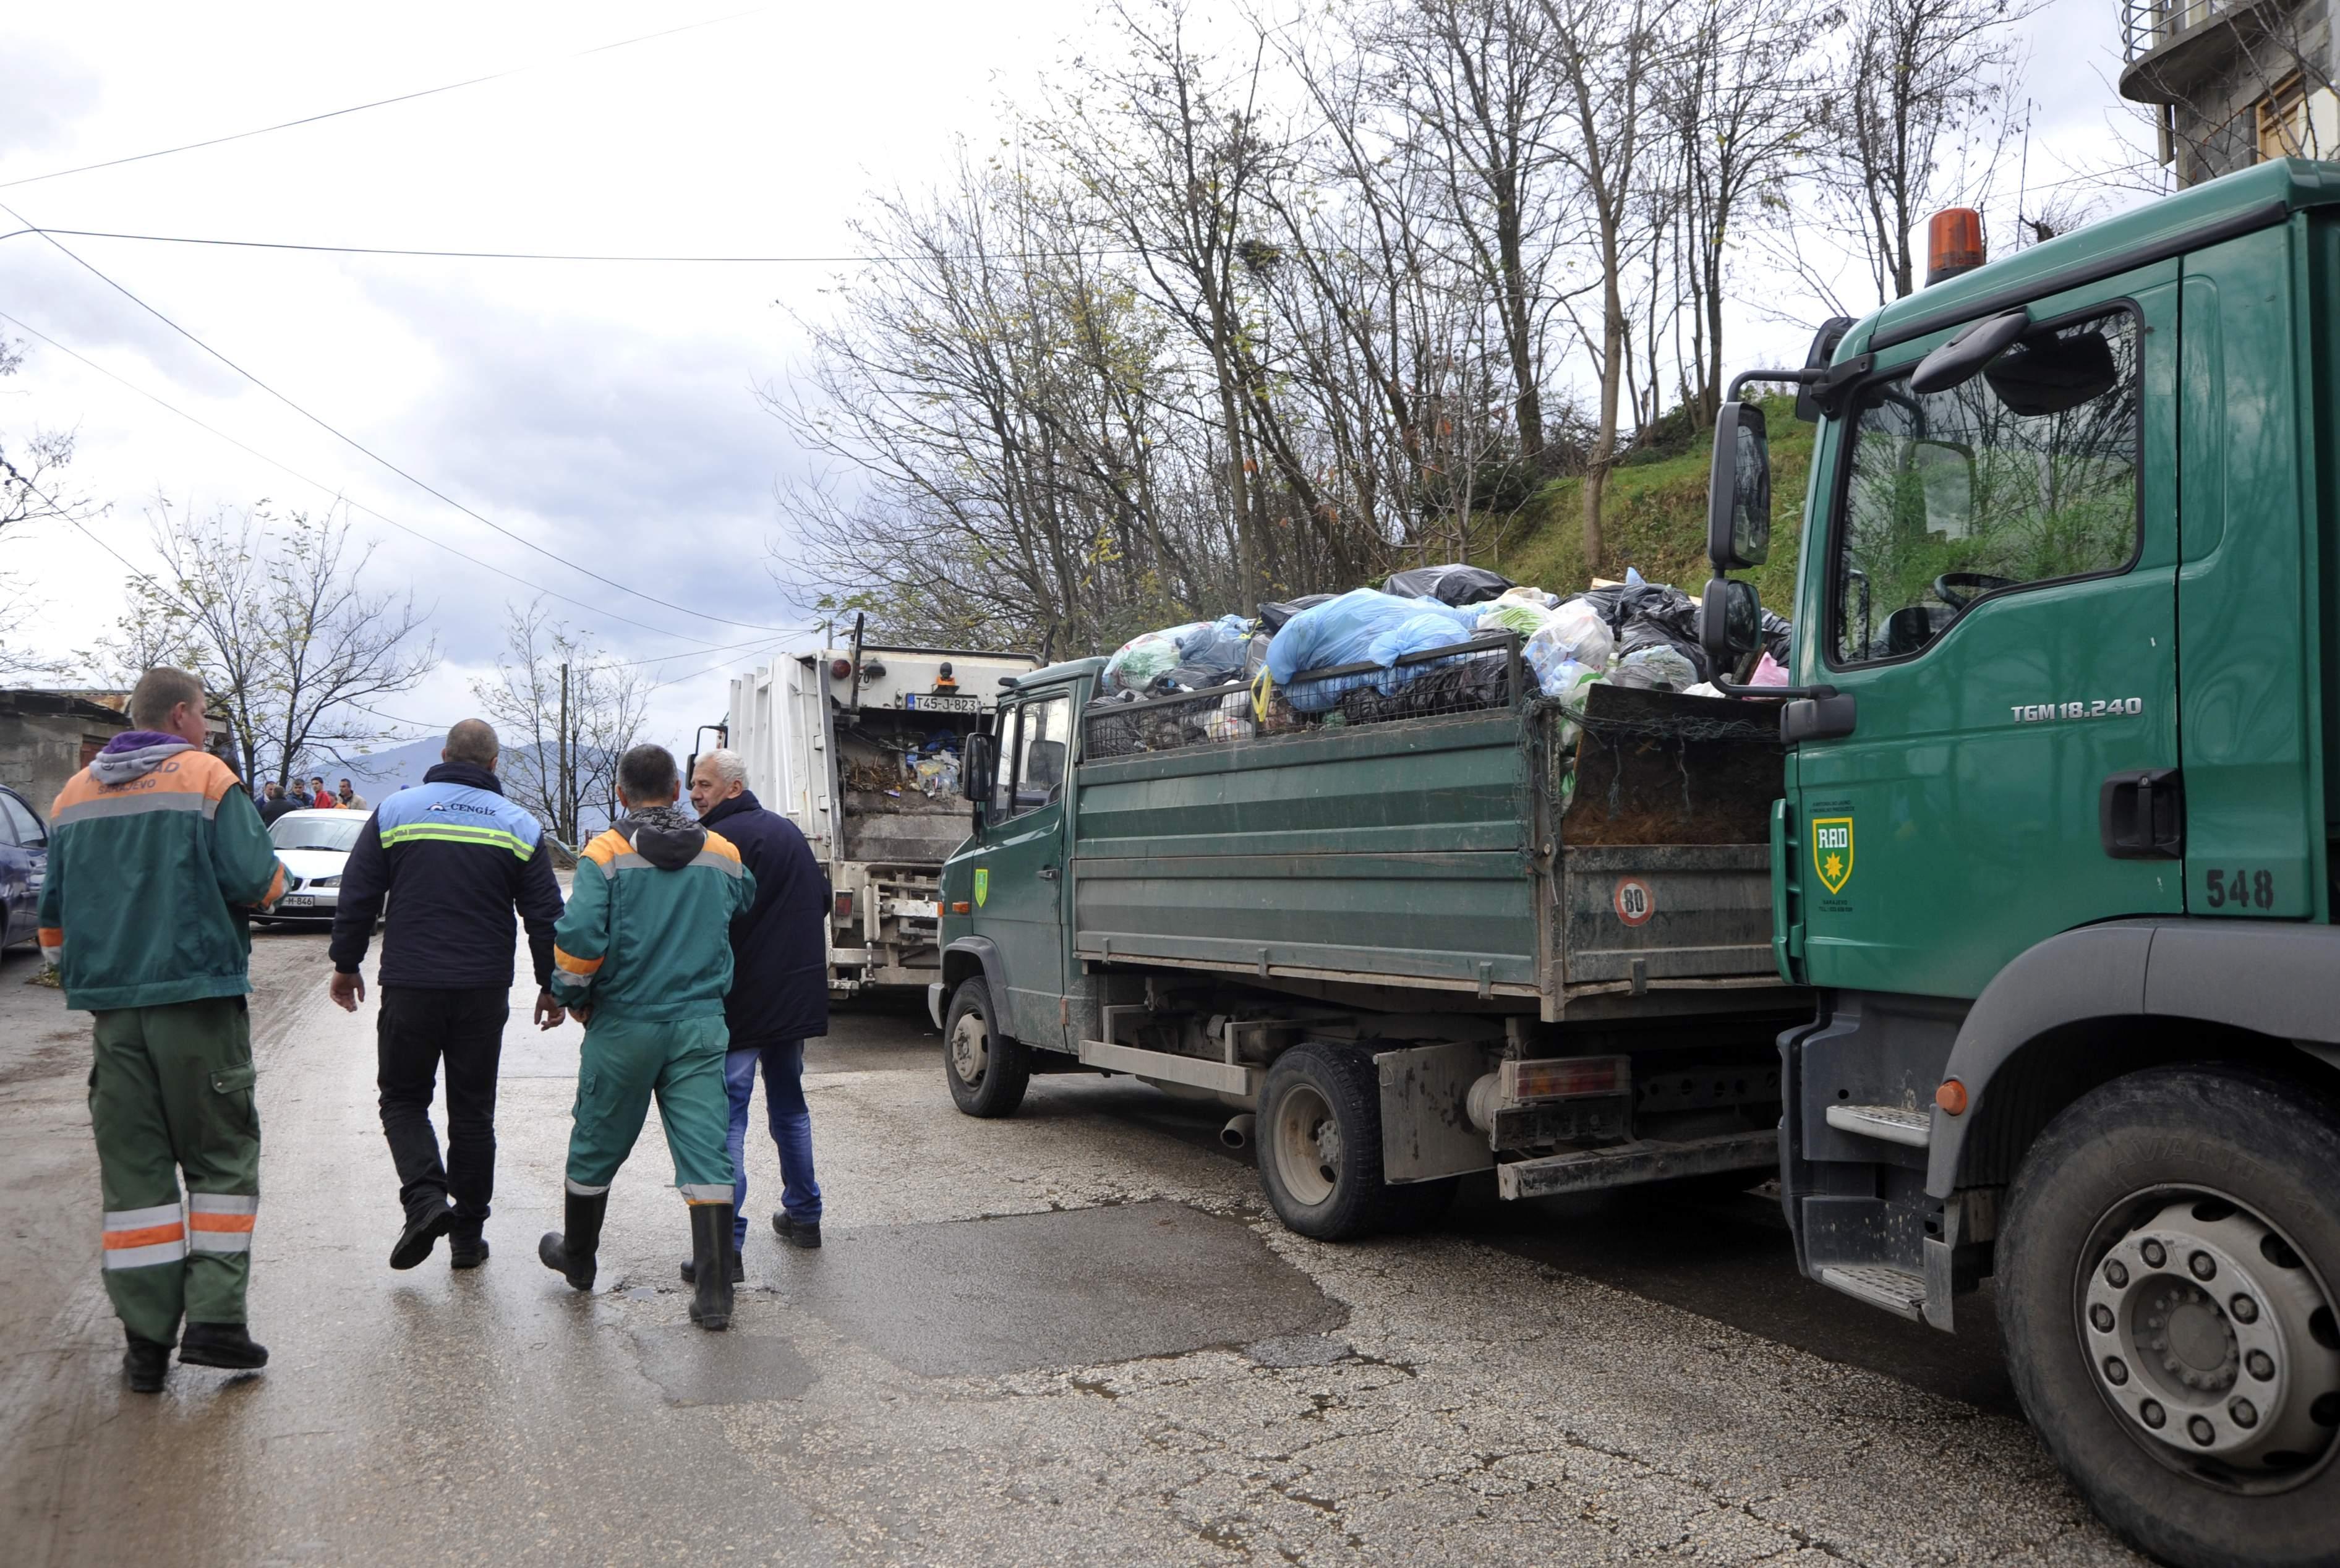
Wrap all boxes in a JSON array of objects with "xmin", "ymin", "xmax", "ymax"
[{"xmin": 722, "ymin": 1040, "xmax": 820, "ymax": 1248}]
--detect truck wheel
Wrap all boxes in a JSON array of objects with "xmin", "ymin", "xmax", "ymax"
[
  {"xmin": 942, "ymin": 978, "xmax": 1028, "ymax": 1118},
  {"xmin": 1257, "ymin": 1042, "xmax": 1423, "ymax": 1241},
  {"xmin": 1997, "ymin": 1065, "xmax": 2340, "ymax": 1568}
]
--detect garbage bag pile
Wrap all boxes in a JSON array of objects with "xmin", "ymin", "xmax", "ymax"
[{"xmin": 1080, "ymin": 561, "xmax": 1792, "ymax": 757}]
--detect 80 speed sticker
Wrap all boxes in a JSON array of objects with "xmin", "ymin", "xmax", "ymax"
[{"xmin": 1612, "ymin": 876, "xmax": 1655, "ymax": 927}]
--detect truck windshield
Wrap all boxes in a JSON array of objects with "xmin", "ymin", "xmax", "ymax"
[{"xmin": 1830, "ymin": 309, "xmax": 2140, "ymax": 665}]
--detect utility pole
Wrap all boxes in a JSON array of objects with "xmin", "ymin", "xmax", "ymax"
[{"xmin": 558, "ymin": 662, "xmax": 571, "ymax": 845}]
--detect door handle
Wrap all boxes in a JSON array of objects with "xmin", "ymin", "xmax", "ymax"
[
  {"xmin": 2100, "ymin": 768, "xmax": 2182, "ymax": 859},
  {"xmin": 1036, "ymin": 865, "xmax": 1059, "ymax": 880}
]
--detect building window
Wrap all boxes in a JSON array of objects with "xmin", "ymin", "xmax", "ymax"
[{"xmin": 2260, "ymin": 74, "xmax": 2310, "ymax": 160}]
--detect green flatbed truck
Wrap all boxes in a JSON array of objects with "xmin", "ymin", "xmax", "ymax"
[{"xmin": 937, "ymin": 161, "xmax": 2340, "ymax": 1567}]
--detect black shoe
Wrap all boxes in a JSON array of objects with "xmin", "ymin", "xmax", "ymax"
[
  {"xmin": 179, "ymin": 1321, "xmax": 268, "ymax": 1370},
  {"xmin": 123, "ymin": 1331, "xmax": 171, "ymax": 1393},
  {"xmin": 678, "ymin": 1246, "xmax": 744, "ymax": 1285},
  {"xmin": 390, "ymin": 1199, "xmax": 455, "ymax": 1271},
  {"xmin": 687, "ymin": 1203, "xmax": 735, "ymax": 1331},
  {"xmin": 772, "ymin": 1211, "xmax": 822, "ymax": 1250},
  {"xmin": 538, "ymin": 1190, "xmax": 607, "ymax": 1291},
  {"xmin": 449, "ymin": 1231, "xmax": 490, "ymax": 1269}
]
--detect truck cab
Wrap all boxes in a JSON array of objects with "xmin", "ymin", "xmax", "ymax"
[{"xmin": 1702, "ymin": 159, "xmax": 2340, "ymax": 1566}]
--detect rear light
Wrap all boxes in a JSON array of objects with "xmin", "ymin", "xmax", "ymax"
[
  {"xmin": 833, "ymin": 892, "xmax": 853, "ymax": 924},
  {"xmin": 1925, "ymin": 208, "xmax": 1986, "ymax": 286},
  {"xmin": 1935, "ymin": 1078, "xmax": 1969, "ymax": 1115},
  {"xmin": 1501, "ymin": 1055, "xmax": 1631, "ymax": 1102},
  {"xmin": 830, "ymin": 657, "xmax": 853, "ymax": 681},
  {"xmin": 950, "ymin": 900, "xmax": 971, "ymax": 915}
]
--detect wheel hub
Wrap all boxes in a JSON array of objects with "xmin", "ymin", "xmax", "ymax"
[
  {"xmin": 1271, "ymin": 1083, "xmax": 1339, "ymax": 1209},
  {"xmin": 2083, "ymin": 1195, "xmax": 2340, "ymax": 1479},
  {"xmin": 949, "ymin": 1013, "xmax": 988, "ymax": 1084}
]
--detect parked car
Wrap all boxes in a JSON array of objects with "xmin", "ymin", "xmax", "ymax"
[
  {"xmin": 0, "ymin": 785, "xmax": 48, "ymax": 949},
  {"xmin": 264, "ymin": 808, "xmax": 367, "ymax": 927}
]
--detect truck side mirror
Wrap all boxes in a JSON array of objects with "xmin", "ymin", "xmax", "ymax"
[
  {"xmin": 962, "ymin": 731, "xmax": 996, "ymax": 816},
  {"xmin": 1909, "ymin": 307, "xmax": 2028, "ymax": 396},
  {"xmin": 1701, "ymin": 576, "xmax": 1761, "ymax": 675},
  {"xmin": 1706, "ymin": 401, "xmax": 1771, "ymax": 570}
]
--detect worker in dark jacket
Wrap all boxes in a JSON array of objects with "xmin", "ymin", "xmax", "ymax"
[
  {"xmin": 683, "ymin": 748, "xmax": 829, "ymax": 1280},
  {"xmin": 328, "ymin": 719, "xmax": 567, "ymax": 1271}
]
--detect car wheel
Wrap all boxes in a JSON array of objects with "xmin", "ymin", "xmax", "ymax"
[
  {"xmin": 1998, "ymin": 1064, "xmax": 2340, "ymax": 1568},
  {"xmin": 943, "ymin": 977, "xmax": 1028, "ymax": 1118}
]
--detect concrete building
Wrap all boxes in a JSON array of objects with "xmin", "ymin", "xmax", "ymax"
[{"xmin": 2121, "ymin": 0, "xmax": 2340, "ymax": 185}]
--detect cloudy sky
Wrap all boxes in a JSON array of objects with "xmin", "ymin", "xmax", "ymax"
[{"xmin": 0, "ymin": 0, "xmax": 2149, "ymax": 762}]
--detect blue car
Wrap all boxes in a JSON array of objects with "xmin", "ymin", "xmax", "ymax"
[{"xmin": 0, "ymin": 785, "xmax": 48, "ymax": 948}]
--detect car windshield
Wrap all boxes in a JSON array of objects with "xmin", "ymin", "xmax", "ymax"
[{"xmin": 271, "ymin": 814, "xmax": 365, "ymax": 854}]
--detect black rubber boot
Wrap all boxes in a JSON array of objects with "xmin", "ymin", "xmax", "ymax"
[
  {"xmin": 677, "ymin": 1246, "xmax": 743, "ymax": 1285},
  {"xmin": 772, "ymin": 1212, "xmax": 822, "ymax": 1250},
  {"xmin": 448, "ymin": 1230, "xmax": 490, "ymax": 1270},
  {"xmin": 179, "ymin": 1322, "xmax": 268, "ymax": 1370},
  {"xmin": 687, "ymin": 1203, "xmax": 735, "ymax": 1331},
  {"xmin": 123, "ymin": 1330, "xmax": 171, "ymax": 1393},
  {"xmin": 537, "ymin": 1190, "xmax": 607, "ymax": 1291},
  {"xmin": 390, "ymin": 1197, "xmax": 455, "ymax": 1271}
]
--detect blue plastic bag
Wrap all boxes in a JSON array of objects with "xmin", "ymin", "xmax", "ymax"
[{"xmin": 1265, "ymin": 589, "xmax": 1480, "ymax": 711}]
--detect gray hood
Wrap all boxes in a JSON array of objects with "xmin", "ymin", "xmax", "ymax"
[{"xmin": 90, "ymin": 739, "xmax": 196, "ymax": 786}]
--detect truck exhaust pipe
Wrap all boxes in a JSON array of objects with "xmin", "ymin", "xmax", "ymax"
[{"xmin": 1221, "ymin": 1114, "xmax": 1257, "ymax": 1151}]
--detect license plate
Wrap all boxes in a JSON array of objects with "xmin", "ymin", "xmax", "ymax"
[
  {"xmin": 283, "ymin": 895, "xmax": 316, "ymax": 908},
  {"xmin": 905, "ymin": 693, "xmax": 980, "ymax": 713}
]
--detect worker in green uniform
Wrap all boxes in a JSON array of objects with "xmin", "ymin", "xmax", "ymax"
[
  {"xmin": 40, "ymin": 667, "xmax": 287, "ymax": 1392},
  {"xmin": 537, "ymin": 743, "xmax": 756, "ymax": 1331}
]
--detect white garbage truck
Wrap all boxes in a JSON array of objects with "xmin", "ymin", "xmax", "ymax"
[{"xmin": 717, "ymin": 634, "xmax": 1037, "ymax": 999}]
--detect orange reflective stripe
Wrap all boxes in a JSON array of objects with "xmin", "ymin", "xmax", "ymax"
[
  {"xmin": 553, "ymin": 947, "xmax": 604, "ymax": 975},
  {"xmin": 699, "ymin": 831, "xmax": 743, "ymax": 864},
  {"xmin": 104, "ymin": 1222, "xmax": 186, "ymax": 1249},
  {"xmin": 37, "ymin": 926, "xmax": 62, "ymax": 947},
  {"xmin": 188, "ymin": 1211, "xmax": 257, "ymax": 1234},
  {"xmin": 581, "ymin": 830, "xmax": 626, "ymax": 867}
]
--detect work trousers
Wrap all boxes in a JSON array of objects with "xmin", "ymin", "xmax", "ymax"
[
  {"xmin": 563, "ymin": 1013, "xmax": 733, "ymax": 1204},
  {"xmin": 377, "ymin": 985, "xmax": 510, "ymax": 1232},
  {"xmin": 722, "ymin": 1039, "xmax": 822, "ymax": 1248},
  {"xmin": 88, "ymin": 997, "xmax": 261, "ymax": 1345}
]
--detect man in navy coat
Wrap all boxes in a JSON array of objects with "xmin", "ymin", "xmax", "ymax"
[{"xmin": 681, "ymin": 748, "xmax": 829, "ymax": 1281}]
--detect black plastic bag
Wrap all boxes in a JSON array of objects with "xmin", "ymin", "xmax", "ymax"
[
  {"xmin": 1381, "ymin": 565, "xmax": 1513, "ymax": 607},
  {"xmin": 1258, "ymin": 594, "xmax": 1336, "ymax": 631},
  {"xmin": 1759, "ymin": 610, "xmax": 1793, "ymax": 666}
]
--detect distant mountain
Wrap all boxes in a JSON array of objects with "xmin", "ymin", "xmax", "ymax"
[{"xmin": 317, "ymin": 738, "xmax": 620, "ymax": 836}]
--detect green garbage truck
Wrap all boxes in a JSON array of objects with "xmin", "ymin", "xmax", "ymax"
[{"xmin": 935, "ymin": 160, "xmax": 2340, "ymax": 1566}]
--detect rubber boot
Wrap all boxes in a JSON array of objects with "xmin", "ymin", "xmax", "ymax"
[
  {"xmin": 677, "ymin": 1246, "xmax": 743, "ymax": 1285},
  {"xmin": 537, "ymin": 1190, "xmax": 607, "ymax": 1291},
  {"xmin": 179, "ymin": 1322, "xmax": 268, "ymax": 1370},
  {"xmin": 123, "ymin": 1330, "xmax": 171, "ymax": 1393},
  {"xmin": 687, "ymin": 1203, "xmax": 735, "ymax": 1331}
]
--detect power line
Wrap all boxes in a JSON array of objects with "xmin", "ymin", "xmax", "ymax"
[
  {"xmin": 0, "ymin": 226, "xmax": 1148, "ymax": 268},
  {"xmin": 0, "ymin": 198, "xmax": 806, "ymax": 633},
  {"xmin": 0, "ymin": 8, "xmax": 773, "ymax": 192},
  {"xmin": 0, "ymin": 308, "xmax": 748, "ymax": 651}
]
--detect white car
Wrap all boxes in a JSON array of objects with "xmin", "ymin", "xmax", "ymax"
[{"xmin": 265, "ymin": 808, "xmax": 367, "ymax": 926}]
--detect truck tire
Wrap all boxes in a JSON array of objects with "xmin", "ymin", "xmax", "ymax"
[
  {"xmin": 1997, "ymin": 1064, "xmax": 2340, "ymax": 1568},
  {"xmin": 1257, "ymin": 1042, "xmax": 1446, "ymax": 1241},
  {"xmin": 942, "ymin": 978, "xmax": 1029, "ymax": 1118}
]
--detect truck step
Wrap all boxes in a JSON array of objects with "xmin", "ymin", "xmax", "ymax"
[
  {"xmin": 1495, "ymin": 1130, "xmax": 1777, "ymax": 1201},
  {"xmin": 1817, "ymin": 1264, "xmax": 1926, "ymax": 1321},
  {"xmin": 1822, "ymin": 1103, "xmax": 1932, "ymax": 1149}
]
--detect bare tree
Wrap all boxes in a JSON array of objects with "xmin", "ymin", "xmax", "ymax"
[
  {"xmin": 0, "ymin": 338, "xmax": 100, "ymax": 676},
  {"xmin": 471, "ymin": 599, "xmax": 649, "ymax": 845},
  {"xmin": 102, "ymin": 501, "xmax": 437, "ymax": 786}
]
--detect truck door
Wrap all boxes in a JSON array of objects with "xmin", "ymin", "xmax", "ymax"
[
  {"xmin": 975, "ymin": 691, "xmax": 1072, "ymax": 1048},
  {"xmin": 1791, "ymin": 263, "xmax": 2182, "ymax": 997}
]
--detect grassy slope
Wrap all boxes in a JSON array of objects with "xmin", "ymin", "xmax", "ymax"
[{"xmin": 1475, "ymin": 394, "xmax": 1811, "ymax": 613}]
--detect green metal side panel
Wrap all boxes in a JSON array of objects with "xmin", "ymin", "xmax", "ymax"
[{"xmin": 1071, "ymin": 712, "xmax": 1540, "ymax": 991}]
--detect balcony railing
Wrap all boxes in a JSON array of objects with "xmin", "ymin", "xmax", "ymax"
[{"xmin": 2121, "ymin": 0, "xmax": 2229, "ymax": 61}]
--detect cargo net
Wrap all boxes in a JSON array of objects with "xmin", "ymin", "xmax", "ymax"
[{"xmin": 1084, "ymin": 636, "xmax": 1518, "ymax": 760}]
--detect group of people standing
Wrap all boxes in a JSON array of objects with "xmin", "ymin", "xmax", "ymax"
[
  {"xmin": 39, "ymin": 667, "xmax": 829, "ymax": 1394},
  {"xmin": 255, "ymin": 774, "xmax": 365, "ymax": 822}
]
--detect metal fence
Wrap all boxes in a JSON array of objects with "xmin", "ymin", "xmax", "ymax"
[
  {"xmin": 1083, "ymin": 633, "xmax": 1523, "ymax": 761},
  {"xmin": 2120, "ymin": 0, "xmax": 2225, "ymax": 59}
]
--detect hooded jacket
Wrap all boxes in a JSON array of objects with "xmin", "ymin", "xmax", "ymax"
[
  {"xmin": 329, "ymin": 760, "xmax": 566, "ymax": 991},
  {"xmin": 38, "ymin": 733, "xmax": 286, "ymax": 1011},
  {"xmin": 698, "ymin": 790, "xmax": 829, "ymax": 1046},
  {"xmin": 551, "ymin": 804, "xmax": 755, "ymax": 1021}
]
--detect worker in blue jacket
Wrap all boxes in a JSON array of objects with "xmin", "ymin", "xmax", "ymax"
[
  {"xmin": 328, "ymin": 719, "xmax": 567, "ymax": 1272},
  {"xmin": 681, "ymin": 748, "xmax": 829, "ymax": 1284}
]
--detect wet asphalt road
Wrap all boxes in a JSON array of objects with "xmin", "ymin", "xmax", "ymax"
[{"xmin": 0, "ymin": 932, "xmax": 2145, "ymax": 1567}]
